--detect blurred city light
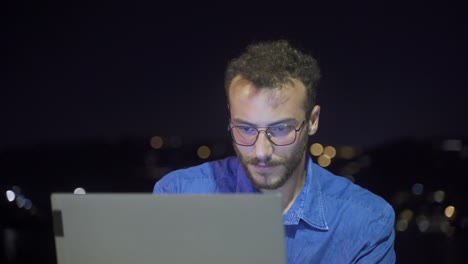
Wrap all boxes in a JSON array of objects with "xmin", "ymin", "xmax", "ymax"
[
  {"xmin": 337, "ymin": 146, "xmax": 357, "ymax": 160},
  {"xmin": 411, "ymin": 183, "xmax": 424, "ymax": 196},
  {"xmin": 310, "ymin": 143, "xmax": 323, "ymax": 156},
  {"xmin": 16, "ymin": 195, "xmax": 25, "ymax": 208},
  {"xmin": 74, "ymin": 187, "xmax": 86, "ymax": 194},
  {"xmin": 444, "ymin": 205, "xmax": 455, "ymax": 218},
  {"xmin": 150, "ymin": 136, "xmax": 164, "ymax": 149},
  {"xmin": 433, "ymin": 190, "xmax": 445, "ymax": 203},
  {"xmin": 197, "ymin": 146, "xmax": 211, "ymax": 159},
  {"xmin": 317, "ymin": 154, "xmax": 331, "ymax": 167},
  {"xmin": 6, "ymin": 190, "xmax": 15, "ymax": 202},
  {"xmin": 23, "ymin": 199, "xmax": 32, "ymax": 210},
  {"xmin": 400, "ymin": 209, "xmax": 414, "ymax": 222},
  {"xmin": 396, "ymin": 219, "xmax": 408, "ymax": 232},
  {"xmin": 416, "ymin": 215, "xmax": 430, "ymax": 232},
  {"xmin": 323, "ymin": 146, "xmax": 336, "ymax": 158}
]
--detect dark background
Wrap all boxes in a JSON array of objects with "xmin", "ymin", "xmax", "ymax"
[{"xmin": 1, "ymin": 1, "xmax": 468, "ymax": 263}]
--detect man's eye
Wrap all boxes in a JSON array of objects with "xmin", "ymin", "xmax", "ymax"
[
  {"xmin": 269, "ymin": 125, "xmax": 291, "ymax": 135},
  {"xmin": 238, "ymin": 127, "xmax": 257, "ymax": 134}
]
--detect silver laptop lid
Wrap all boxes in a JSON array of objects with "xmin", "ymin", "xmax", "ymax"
[{"xmin": 51, "ymin": 193, "xmax": 286, "ymax": 264}]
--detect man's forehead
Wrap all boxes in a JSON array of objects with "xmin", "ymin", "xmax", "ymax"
[{"xmin": 230, "ymin": 77, "xmax": 303, "ymax": 104}]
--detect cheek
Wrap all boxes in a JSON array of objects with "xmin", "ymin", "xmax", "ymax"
[
  {"xmin": 234, "ymin": 144, "xmax": 250, "ymax": 157},
  {"xmin": 272, "ymin": 146, "xmax": 295, "ymax": 158}
]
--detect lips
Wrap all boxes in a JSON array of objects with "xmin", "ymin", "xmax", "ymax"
[{"xmin": 252, "ymin": 163, "xmax": 276, "ymax": 173}]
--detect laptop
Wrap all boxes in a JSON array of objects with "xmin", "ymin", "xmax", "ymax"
[{"xmin": 50, "ymin": 193, "xmax": 286, "ymax": 264}]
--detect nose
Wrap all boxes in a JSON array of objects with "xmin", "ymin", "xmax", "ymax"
[{"xmin": 253, "ymin": 131, "xmax": 273, "ymax": 161}]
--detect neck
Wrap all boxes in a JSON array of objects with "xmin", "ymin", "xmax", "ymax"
[{"xmin": 261, "ymin": 154, "xmax": 307, "ymax": 213}]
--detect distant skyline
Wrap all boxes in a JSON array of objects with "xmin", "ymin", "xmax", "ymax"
[{"xmin": 3, "ymin": 2, "xmax": 467, "ymax": 151}]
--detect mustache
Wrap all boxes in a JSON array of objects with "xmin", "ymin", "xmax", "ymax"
[{"xmin": 243, "ymin": 157, "xmax": 286, "ymax": 166}]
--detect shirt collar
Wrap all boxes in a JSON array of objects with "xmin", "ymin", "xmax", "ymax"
[
  {"xmin": 233, "ymin": 156, "xmax": 329, "ymax": 230},
  {"xmin": 283, "ymin": 156, "xmax": 329, "ymax": 230}
]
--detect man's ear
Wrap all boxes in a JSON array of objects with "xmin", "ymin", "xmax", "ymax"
[{"xmin": 307, "ymin": 105, "xmax": 320, "ymax": 136}]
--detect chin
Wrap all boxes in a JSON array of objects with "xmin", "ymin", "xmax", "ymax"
[{"xmin": 248, "ymin": 169, "xmax": 288, "ymax": 190}]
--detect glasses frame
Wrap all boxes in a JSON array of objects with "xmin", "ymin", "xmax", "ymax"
[{"xmin": 228, "ymin": 120, "xmax": 306, "ymax": 146}]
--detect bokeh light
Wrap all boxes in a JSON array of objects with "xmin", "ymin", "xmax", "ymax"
[
  {"xmin": 197, "ymin": 146, "xmax": 211, "ymax": 159},
  {"xmin": 16, "ymin": 195, "xmax": 25, "ymax": 208},
  {"xmin": 23, "ymin": 199, "xmax": 32, "ymax": 210},
  {"xmin": 323, "ymin": 146, "xmax": 336, "ymax": 158},
  {"xmin": 444, "ymin": 205, "xmax": 455, "ymax": 218},
  {"xmin": 317, "ymin": 154, "xmax": 331, "ymax": 167},
  {"xmin": 396, "ymin": 219, "xmax": 408, "ymax": 232},
  {"xmin": 416, "ymin": 215, "xmax": 430, "ymax": 232},
  {"xmin": 434, "ymin": 190, "xmax": 445, "ymax": 203},
  {"xmin": 74, "ymin": 187, "xmax": 87, "ymax": 195},
  {"xmin": 310, "ymin": 143, "xmax": 323, "ymax": 156},
  {"xmin": 411, "ymin": 183, "xmax": 424, "ymax": 196},
  {"xmin": 6, "ymin": 190, "xmax": 15, "ymax": 202},
  {"xmin": 338, "ymin": 146, "xmax": 356, "ymax": 160},
  {"xmin": 150, "ymin": 136, "xmax": 164, "ymax": 149},
  {"xmin": 400, "ymin": 209, "xmax": 414, "ymax": 222}
]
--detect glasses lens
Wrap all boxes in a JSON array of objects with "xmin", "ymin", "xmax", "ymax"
[
  {"xmin": 231, "ymin": 126, "xmax": 258, "ymax": 145},
  {"xmin": 267, "ymin": 125, "xmax": 296, "ymax": 145}
]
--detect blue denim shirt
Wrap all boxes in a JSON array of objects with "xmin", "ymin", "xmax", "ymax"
[{"xmin": 153, "ymin": 156, "xmax": 396, "ymax": 263}]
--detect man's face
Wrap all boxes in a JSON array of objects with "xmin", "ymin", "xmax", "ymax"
[{"xmin": 228, "ymin": 76, "xmax": 319, "ymax": 190}]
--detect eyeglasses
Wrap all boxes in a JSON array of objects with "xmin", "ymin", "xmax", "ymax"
[{"xmin": 228, "ymin": 120, "xmax": 306, "ymax": 146}]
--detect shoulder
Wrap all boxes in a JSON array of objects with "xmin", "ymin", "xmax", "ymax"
[
  {"xmin": 153, "ymin": 156, "xmax": 241, "ymax": 193},
  {"xmin": 314, "ymin": 164, "xmax": 395, "ymax": 235},
  {"xmin": 310, "ymin": 164, "xmax": 395, "ymax": 261},
  {"xmin": 315, "ymin": 164, "xmax": 392, "ymax": 211}
]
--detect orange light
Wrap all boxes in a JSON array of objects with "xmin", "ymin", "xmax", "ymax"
[
  {"xmin": 197, "ymin": 146, "xmax": 211, "ymax": 159},
  {"xmin": 445, "ymin": 206, "xmax": 455, "ymax": 218},
  {"xmin": 323, "ymin": 146, "xmax": 336, "ymax": 158},
  {"xmin": 318, "ymin": 154, "xmax": 331, "ymax": 167},
  {"xmin": 150, "ymin": 136, "xmax": 164, "ymax": 149},
  {"xmin": 310, "ymin": 143, "xmax": 323, "ymax": 156}
]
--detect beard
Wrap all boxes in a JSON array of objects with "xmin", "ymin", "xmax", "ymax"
[{"xmin": 234, "ymin": 131, "xmax": 309, "ymax": 190}]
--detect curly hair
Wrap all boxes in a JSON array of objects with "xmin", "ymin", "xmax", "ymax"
[{"xmin": 225, "ymin": 40, "xmax": 321, "ymax": 116}]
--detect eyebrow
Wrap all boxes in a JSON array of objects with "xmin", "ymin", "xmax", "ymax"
[{"xmin": 231, "ymin": 118, "xmax": 298, "ymax": 127}]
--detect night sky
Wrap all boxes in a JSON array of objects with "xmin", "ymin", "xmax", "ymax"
[{"xmin": 3, "ymin": 2, "xmax": 468, "ymax": 151}]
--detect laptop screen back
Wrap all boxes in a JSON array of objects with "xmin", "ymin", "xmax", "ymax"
[{"xmin": 51, "ymin": 193, "xmax": 286, "ymax": 264}]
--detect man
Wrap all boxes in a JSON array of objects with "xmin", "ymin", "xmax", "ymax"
[{"xmin": 153, "ymin": 40, "xmax": 395, "ymax": 263}]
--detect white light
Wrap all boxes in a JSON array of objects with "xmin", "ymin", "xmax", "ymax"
[
  {"xmin": 16, "ymin": 195, "xmax": 25, "ymax": 208},
  {"xmin": 73, "ymin": 187, "xmax": 86, "ymax": 194},
  {"xmin": 6, "ymin": 190, "xmax": 15, "ymax": 202},
  {"xmin": 416, "ymin": 215, "xmax": 430, "ymax": 232},
  {"xmin": 396, "ymin": 219, "xmax": 408, "ymax": 232}
]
